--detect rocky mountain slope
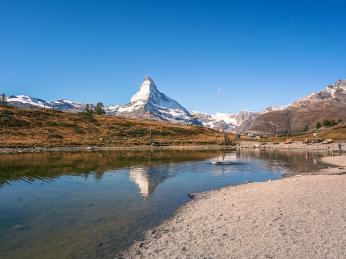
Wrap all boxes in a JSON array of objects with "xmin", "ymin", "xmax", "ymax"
[
  {"xmin": 248, "ymin": 80, "xmax": 346, "ymax": 134},
  {"xmin": 196, "ymin": 80, "xmax": 346, "ymax": 134}
]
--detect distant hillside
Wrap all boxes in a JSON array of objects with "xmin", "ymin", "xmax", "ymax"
[
  {"xmin": 0, "ymin": 106, "xmax": 230, "ymax": 148},
  {"xmin": 272, "ymin": 126, "xmax": 346, "ymax": 142},
  {"xmin": 248, "ymin": 80, "xmax": 346, "ymax": 134}
]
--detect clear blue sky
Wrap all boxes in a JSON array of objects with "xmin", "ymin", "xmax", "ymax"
[{"xmin": 1, "ymin": 0, "xmax": 346, "ymax": 113}]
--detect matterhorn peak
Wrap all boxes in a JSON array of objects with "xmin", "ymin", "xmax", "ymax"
[
  {"xmin": 144, "ymin": 75, "xmax": 154, "ymax": 83},
  {"xmin": 130, "ymin": 76, "xmax": 158, "ymax": 103},
  {"xmin": 105, "ymin": 76, "xmax": 201, "ymax": 125}
]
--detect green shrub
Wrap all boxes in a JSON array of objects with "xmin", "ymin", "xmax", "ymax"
[
  {"xmin": 73, "ymin": 127, "xmax": 85, "ymax": 134},
  {"xmin": 47, "ymin": 133, "xmax": 63, "ymax": 139},
  {"xmin": 322, "ymin": 119, "xmax": 337, "ymax": 127},
  {"xmin": 0, "ymin": 93, "xmax": 8, "ymax": 106},
  {"xmin": 78, "ymin": 112, "xmax": 96, "ymax": 123},
  {"xmin": 0, "ymin": 111, "xmax": 30, "ymax": 127}
]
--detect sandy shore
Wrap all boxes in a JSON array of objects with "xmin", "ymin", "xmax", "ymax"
[
  {"xmin": 122, "ymin": 155, "xmax": 346, "ymax": 258},
  {"xmin": 240, "ymin": 140, "xmax": 345, "ymax": 151},
  {"xmin": 318, "ymin": 155, "xmax": 346, "ymax": 175},
  {"xmin": 322, "ymin": 155, "xmax": 346, "ymax": 167}
]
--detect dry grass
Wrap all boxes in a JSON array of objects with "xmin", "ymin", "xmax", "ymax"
[
  {"xmin": 0, "ymin": 106, "xmax": 234, "ymax": 148},
  {"xmin": 265, "ymin": 127, "xmax": 346, "ymax": 142}
]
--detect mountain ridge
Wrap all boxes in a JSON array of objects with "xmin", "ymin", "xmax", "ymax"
[
  {"xmin": 7, "ymin": 95, "xmax": 88, "ymax": 112},
  {"xmin": 248, "ymin": 79, "xmax": 346, "ymax": 134},
  {"xmin": 5, "ymin": 78, "xmax": 346, "ymax": 134}
]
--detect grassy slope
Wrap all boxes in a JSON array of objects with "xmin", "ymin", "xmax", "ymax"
[
  {"xmin": 277, "ymin": 127, "xmax": 346, "ymax": 141},
  {"xmin": 260, "ymin": 126, "xmax": 346, "ymax": 142},
  {"xmin": 0, "ymin": 106, "xmax": 231, "ymax": 148}
]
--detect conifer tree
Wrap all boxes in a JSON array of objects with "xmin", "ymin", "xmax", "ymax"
[
  {"xmin": 0, "ymin": 93, "xmax": 7, "ymax": 106},
  {"xmin": 95, "ymin": 102, "xmax": 105, "ymax": 115}
]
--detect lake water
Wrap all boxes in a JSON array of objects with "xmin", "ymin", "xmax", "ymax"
[{"xmin": 0, "ymin": 149, "xmax": 328, "ymax": 258}]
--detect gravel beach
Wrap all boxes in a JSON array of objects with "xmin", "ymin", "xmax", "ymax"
[{"xmin": 122, "ymin": 155, "xmax": 346, "ymax": 258}]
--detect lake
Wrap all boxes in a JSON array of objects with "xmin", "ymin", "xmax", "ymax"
[{"xmin": 0, "ymin": 149, "xmax": 328, "ymax": 258}]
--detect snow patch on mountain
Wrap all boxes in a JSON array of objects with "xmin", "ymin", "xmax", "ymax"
[
  {"xmin": 192, "ymin": 111, "xmax": 258, "ymax": 132},
  {"xmin": 212, "ymin": 113, "xmax": 238, "ymax": 125},
  {"xmin": 290, "ymin": 79, "xmax": 346, "ymax": 107},
  {"xmin": 52, "ymin": 99, "xmax": 85, "ymax": 111},
  {"xmin": 7, "ymin": 95, "xmax": 87, "ymax": 112},
  {"xmin": 8, "ymin": 95, "xmax": 50, "ymax": 108},
  {"xmin": 264, "ymin": 104, "xmax": 290, "ymax": 112}
]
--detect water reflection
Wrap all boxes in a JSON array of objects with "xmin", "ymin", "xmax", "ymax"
[
  {"xmin": 220, "ymin": 149, "xmax": 328, "ymax": 174},
  {"xmin": 0, "ymin": 149, "xmax": 329, "ymax": 259},
  {"xmin": 0, "ymin": 149, "xmax": 328, "ymax": 188},
  {"xmin": 129, "ymin": 167, "xmax": 150, "ymax": 198},
  {"xmin": 0, "ymin": 150, "xmax": 217, "ymax": 187}
]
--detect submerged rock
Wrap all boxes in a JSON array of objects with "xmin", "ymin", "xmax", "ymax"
[{"xmin": 187, "ymin": 193, "xmax": 195, "ymax": 199}]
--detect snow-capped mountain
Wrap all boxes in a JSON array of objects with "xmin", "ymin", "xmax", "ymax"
[
  {"xmin": 106, "ymin": 76, "xmax": 201, "ymax": 125},
  {"xmin": 7, "ymin": 95, "xmax": 86, "ymax": 112},
  {"xmin": 51, "ymin": 99, "xmax": 85, "ymax": 112},
  {"xmin": 7, "ymin": 95, "xmax": 51, "ymax": 109},
  {"xmin": 193, "ymin": 110, "xmax": 261, "ymax": 133},
  {"xmin": 192, "ymin": 112, "xmax": 239, "ymax": 132}
]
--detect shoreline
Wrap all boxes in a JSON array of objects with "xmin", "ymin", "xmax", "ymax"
[
  {"xmin": 0, "ymin": 145, "xmax": 236, "ymax": 154},
  {"xmin": 1, "ymin": 140, "xmax": 344, "ymax": 154},
  {"xmin": 121, "ymin": 154, "xmax": 346, "ymax": 258},
  {"xmin": 239, "ymin": 140, "xmax": 345, "ymax": 151}
]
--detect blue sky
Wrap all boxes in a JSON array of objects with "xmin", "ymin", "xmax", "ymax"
[{"xmin": 1, "ymin": 0, "xmax": 346, "ymax": 113}]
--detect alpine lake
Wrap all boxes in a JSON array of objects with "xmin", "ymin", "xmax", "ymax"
[{"xmin": 0, "ymin": 149, "xmax": 329, "ymax": 258}]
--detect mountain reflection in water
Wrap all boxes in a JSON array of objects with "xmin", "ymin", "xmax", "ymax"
[
  {"xmin": 129, "ymin": 167, "xmax": 151, "ymax": 198},
  {"xmin": 0, "ymin": 150, "xmax": 217, "ymax": 186}
]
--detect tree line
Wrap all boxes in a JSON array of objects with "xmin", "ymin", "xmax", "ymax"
[
  {"xmin": 0, "ymin": 93, "xmax": 8, "ymax": 106},
  {"xmin": 83, "ymin": 102, "xmax": 106, "ymax": 116}
]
